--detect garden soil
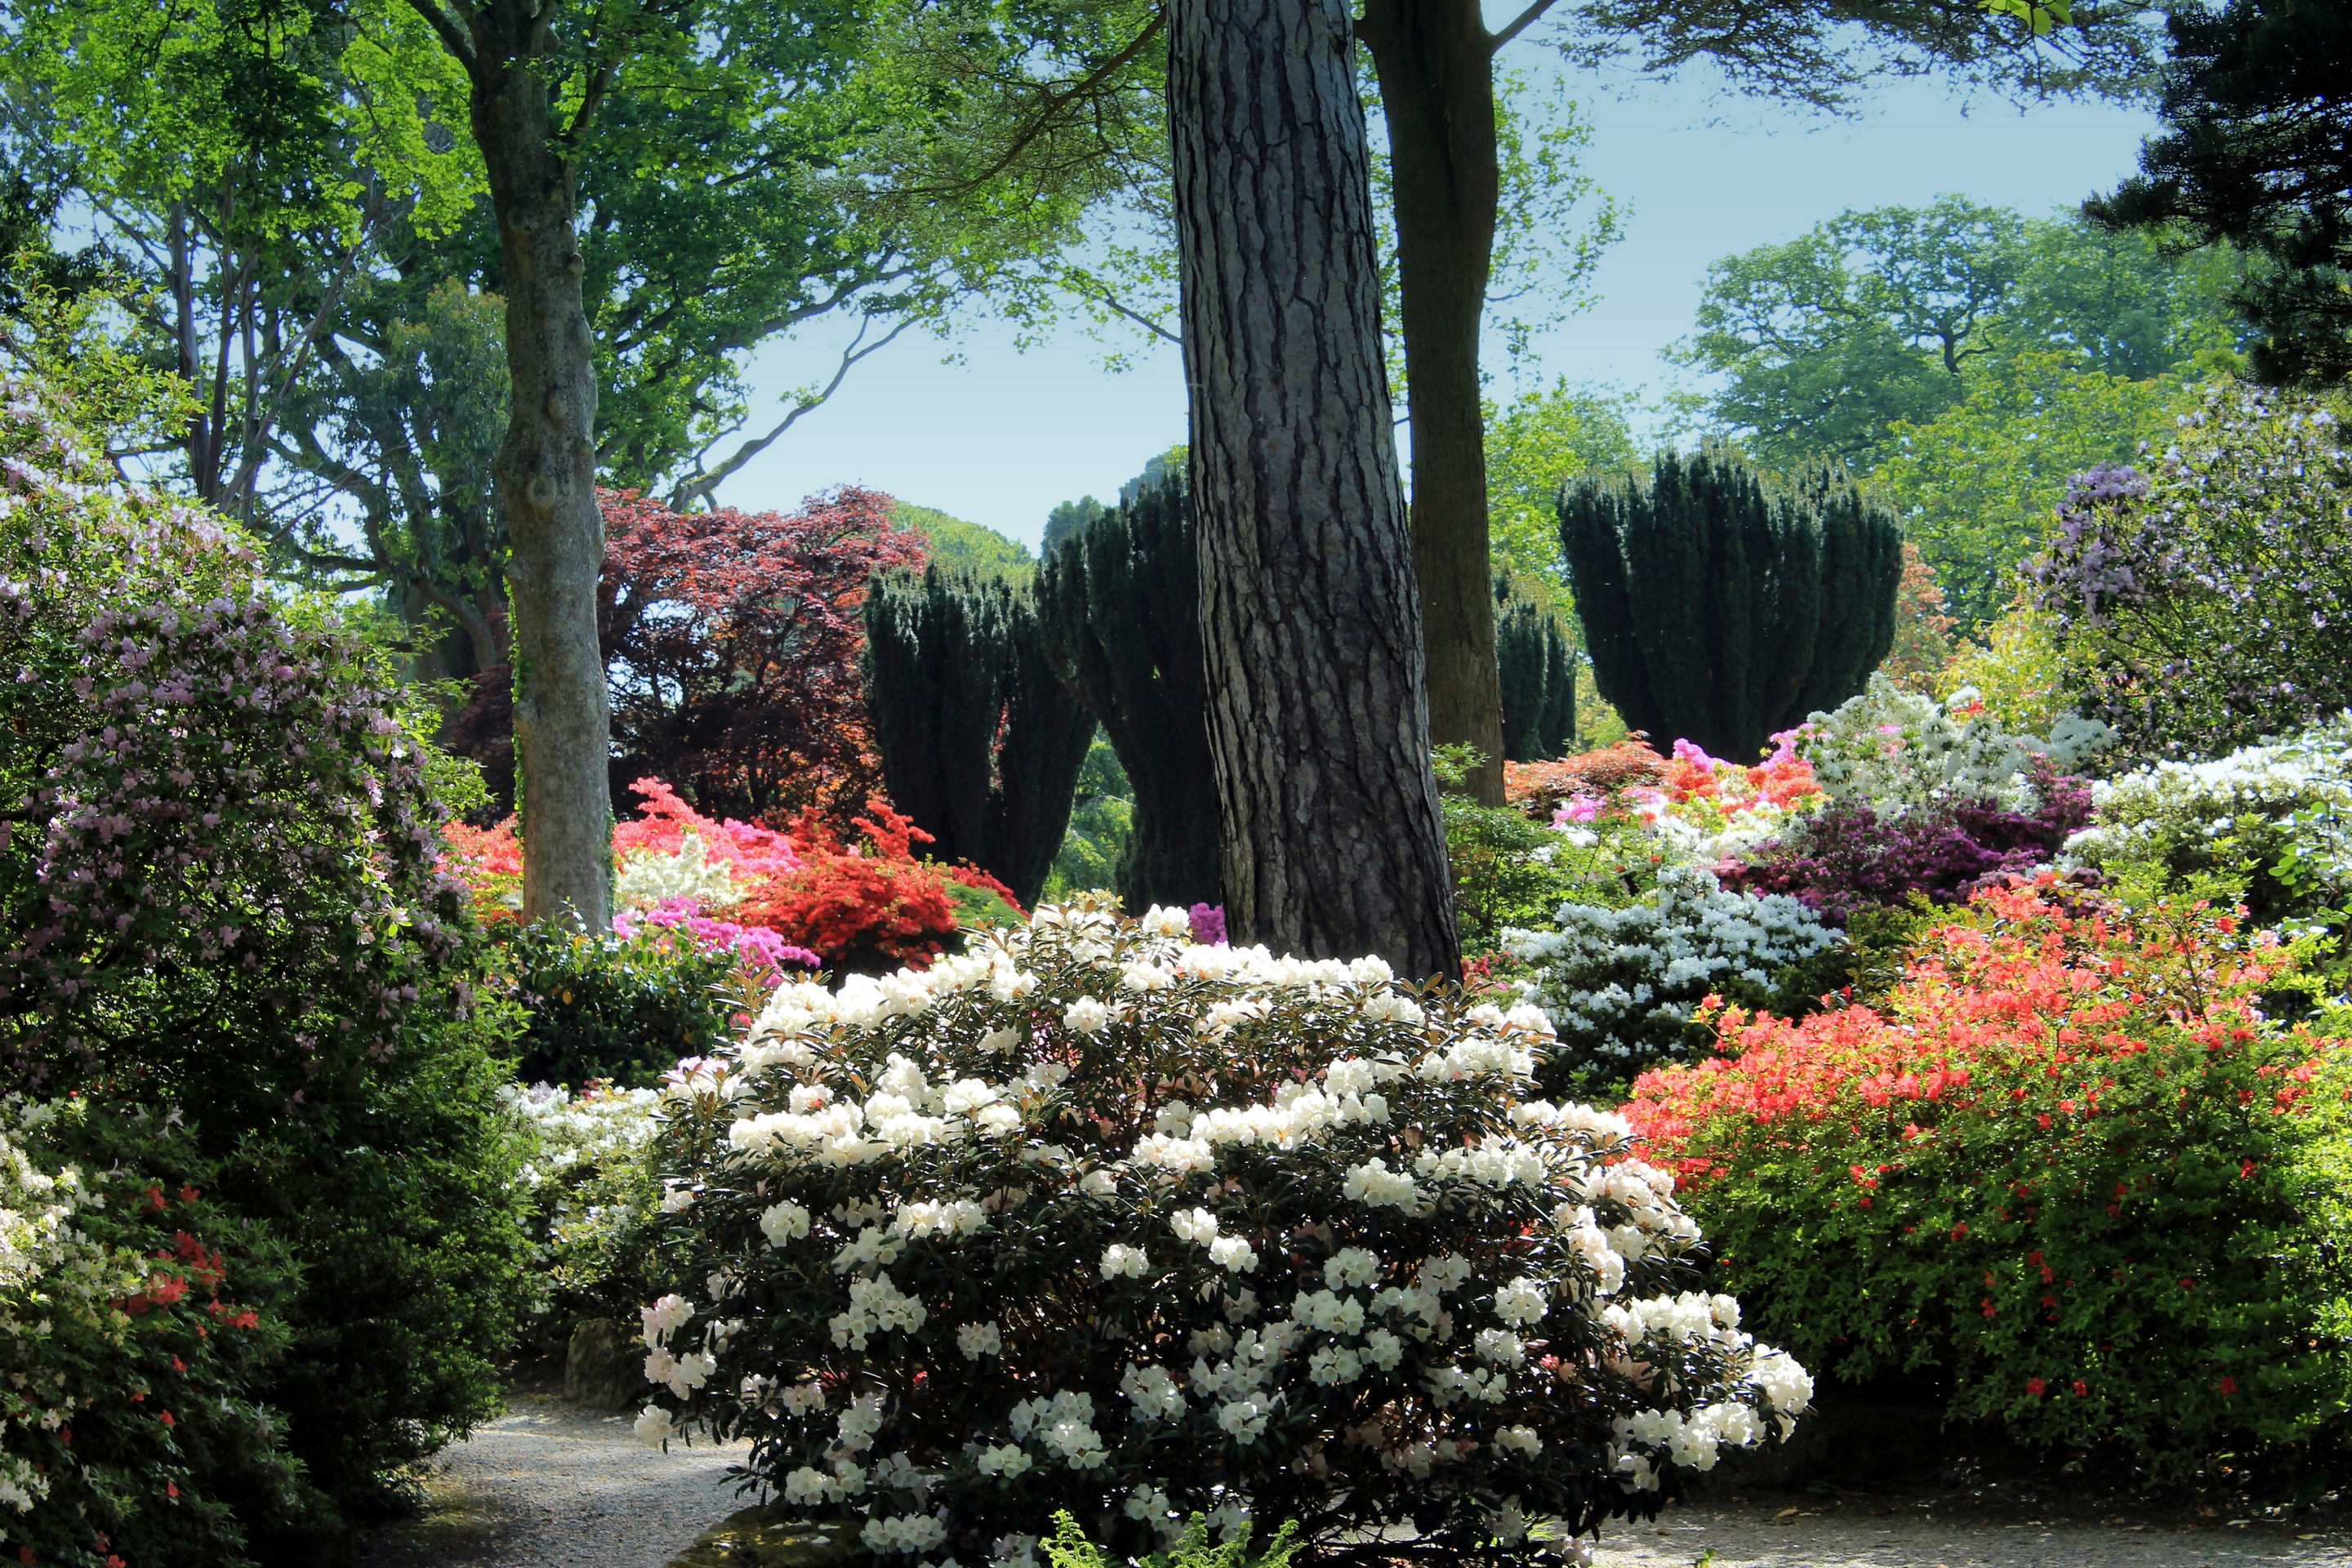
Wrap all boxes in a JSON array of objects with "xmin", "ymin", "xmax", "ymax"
[{"xmin": 363, "ymin": 1395, "xmax": 2352, "ymax": 1568}]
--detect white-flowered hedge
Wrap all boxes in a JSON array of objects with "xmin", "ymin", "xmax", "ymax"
[
  {"xmin": 1505, "ymin": 866, "xmax": 1842, "ymax": 1083},
  {"xmin": 635, "ymin": 896, "xmax": 1811, "ymax": 1564}
]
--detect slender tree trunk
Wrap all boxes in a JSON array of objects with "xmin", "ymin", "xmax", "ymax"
[
  {"xmin": 1359, "ymin": 0, "xmax": 1508, "ymax": 804},
  {"xmin": 1169, "ymin": 0, "xmax": 1461, "ymax": 979},
  {"xmin": 465, "ymin": 6, "xmax": 612, "ymax": 929}
]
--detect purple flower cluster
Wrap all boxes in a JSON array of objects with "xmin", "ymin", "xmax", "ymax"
[
  {"xmin": 613, "ymin": 898, "xmax": 821, "ymax": 986},
  {"xmin": 1720, "ymin": 766, "xmax": 2093, "ymax": 925},
  {"xmin": 2026, "ymin": 385, "xmax": 2352, "ymax": 758},
  {"xmin": 1188, "ymin": 902, "xmax": 1227, "ymax": 946},
  {"xmin": 1, "ymin": 376, "xmax": 473, "ymax": 1094}
]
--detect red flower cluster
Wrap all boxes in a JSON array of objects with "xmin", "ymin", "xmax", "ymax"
[
  {"xmin": 1615, "ymin": 875, "xmax": 2351, "ymax": 1466},
  {"xmin": 1503, "ymin": 737, "xmax": 1671, "ymax": 809},
  {"xmin": 1623, "ymin": 875, "xmax": 2301, "ymax": 1180},
  {"xmin": 736, "ymin": 800, "xmax": 960, "ymax": 969},
  {"xmin": 441, "ymin": 779, "xmax": 991, "ymax": 970}
]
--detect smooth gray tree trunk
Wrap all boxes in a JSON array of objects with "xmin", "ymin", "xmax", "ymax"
[
  {"xmin": 464, "ymin": 3, "xmax": 612, "ymax": 929},
  {"xmin": 1168, "ymin": 0, "xmax": 1462, "ymax": 979}
]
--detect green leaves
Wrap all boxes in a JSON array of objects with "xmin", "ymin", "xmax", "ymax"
[{"xmin": 1981, "ymin": 0, "xmax": 2071, "ymax": 37}]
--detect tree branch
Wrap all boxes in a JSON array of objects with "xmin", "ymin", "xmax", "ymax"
[
  {"xmin": 400, "ymin": 0, "xmax": 479, "ymax": 72},
  {"xmin": 1489, "ymin": 0, "xmax": 1560, "ymax": 52},
  {"xmin": 664, "ymin": 316, "xmax": 911, "ymax": 510},
  {"xmin": 900, "ymin": 8, "xmax": 1165, "ymax": 201}
]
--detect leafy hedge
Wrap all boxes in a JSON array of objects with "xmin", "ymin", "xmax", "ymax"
[{"xmin": 1622, "ymin": 879, "xmax": 2352, "ymax": 1470}]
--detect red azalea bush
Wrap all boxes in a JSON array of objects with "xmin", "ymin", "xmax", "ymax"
[
  {"xmin": 1505, "ymin": 737, "xmax": 1671, "ymax": 813},
  {"xmin": 441, "ymin": 782, "xmax": 978, "ymax": 975},
  {"xmin": 1619, "ymin": 877, "xmax": 2352, "ymax": 1468},
  {"xmin": 610, "ymin": 776, "xmax": 801, "ymax": 884},
  {"xmin": 733, "ymin": 800, "xmax": 961, "ymax": 973}
]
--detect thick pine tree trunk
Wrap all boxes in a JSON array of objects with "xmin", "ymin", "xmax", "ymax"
[
  {"xmin": 1169, "ymin": 0, "xmax": 1461, "ymax": 979},
  {"xmin": 1360, "ymin": 0, "xmax": 1508, "ymax": 805},
  {"xmin": 466, "ymin": 10, "xmax": 612, "ymax": 929}
]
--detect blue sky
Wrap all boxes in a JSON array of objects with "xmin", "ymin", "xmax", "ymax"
[{"xmin": 715, "ymin": 40, "xmax": 2160, "ymax": 552}]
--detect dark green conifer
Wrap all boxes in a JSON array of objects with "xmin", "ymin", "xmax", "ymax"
[
  {"xmin": 1557, "ymin": 441, "xmax": 1900, "ymax": 760},
  {"xmin": 1034, "ymin": 473, "xmax": 1223, "ymax": 912},
  {"xmin": 862, "ymin": 568, "xmax": 1094, "ymax": 907},
  {"xmin": 1493, "ymin": 573, "xmax": 1577, "ymax": 762}
]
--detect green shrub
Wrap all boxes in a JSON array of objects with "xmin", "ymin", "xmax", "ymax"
[
  {"xmin": 0, "ymin": 1094, "xmax": 310, "ymax": 1568},
  {"xmin": 1623, "ymin": 883, "xmax": 2352, "ymax": 1472},
  {"xmin": 1043, "ymin": 734, "xmax": 1135, "ymax": 902},
  {"xmin": 1040, "ymin": 1508, "xmax": 1303, "ymax": 1568},
  {"xmin": 502, "ymin": 924, "xmax": 746, "ymax": 1089},
  {"xmin": 0, "ymin": 376, "xmax": 529, "ymax": 1560},
  {"xmin": 1435, "ymin": 746, "xmax": 1578, "ymax": 956}
]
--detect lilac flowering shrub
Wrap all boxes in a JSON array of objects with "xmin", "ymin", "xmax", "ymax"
[
  {"xmin": 0, "ymin": 377, "xmax": 529, "ymax": 1552},
  {"xmin": 2028, "ymin": 384, "xmax": 2352, "ymax": 759},
  {"xmin": 636, "ymin": 897, "xmax": 1813, "ymax": 1565}
]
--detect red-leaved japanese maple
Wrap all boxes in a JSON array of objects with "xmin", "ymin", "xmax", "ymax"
[
  {"xmin": 445, "ymin": 488, "xmax": 927, "ymax": 826},
  {"xmin": 600, "ymin": 487, "xmax": 927, "ymax": 825}
]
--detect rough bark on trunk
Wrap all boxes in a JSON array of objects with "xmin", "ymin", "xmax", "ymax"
[
  {"xmin": 465, "ymin": 5, "xmax": 612, "ymax": 929},
  {"xmin": 1360, "ymin": 0, "xmax": 1507, "ymax": 805},
  {"xmin": 1169, "ymin": 0, "xmax": 1462, "ymax": 978}
]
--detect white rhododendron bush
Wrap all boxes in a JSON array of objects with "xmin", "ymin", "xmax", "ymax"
[{"xmin": 637, "ymin": 897, "xmax": 1811, "ymax": 1561}]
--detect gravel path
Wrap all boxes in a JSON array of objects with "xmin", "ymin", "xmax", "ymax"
[
  {"xmin": 1588, "ymin": 1494, "xmax": 2352, "ymax": 1567},
  {"xmin": 362, "ymin": 1392, "xmax": 756, "ymax": 1568},
  {"xmin": 366, "ymin": 1395, "xmax": 2352, "ymax": 1568}
]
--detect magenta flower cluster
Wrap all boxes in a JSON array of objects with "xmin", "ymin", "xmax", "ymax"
[{"xmin": 612, "ymin": 898, "xmax": 821, "ymax": 987}]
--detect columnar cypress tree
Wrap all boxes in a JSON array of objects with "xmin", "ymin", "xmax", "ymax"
[
  {"xmin": 1557, "ymin": 442, "xmax": 1900, "ymax": 761},
  {"xmin": 1033, "ymin": 474, "xmax": 1224, "ymax": 913},
  {"xmin": 1494, "ymin": 574, "xmax": 1576, "ymax": 762},
  {"xmin": 862, "ymin": 568, "xmax": 1094, "ymax": 907}
]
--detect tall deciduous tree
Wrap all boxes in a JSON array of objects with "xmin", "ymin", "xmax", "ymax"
[
  {"xmin": 1170, "ymin": 0, "xmax": 1459, "ymax": 977},
  {"xmin": 1354, "ymin": 0, "xmax": 2162, "ymax": 805},
  {"xmin": 599, "ymin": 486, "xmax": 927, "ymax": 825},
  {"xmin": 5, "ymin": 0, "xmax": 1153, "ymax": 926},
  {"xmin": 1675, "ymin": 200, "xmax": 2241, "ymax": 471}
]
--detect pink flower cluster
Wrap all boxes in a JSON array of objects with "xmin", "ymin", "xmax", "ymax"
[{"xmin": 612, "ymin": 898, "xmax": 819, "ymax": 987}]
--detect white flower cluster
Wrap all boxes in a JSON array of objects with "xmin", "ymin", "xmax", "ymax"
[
  {"xmin": 1797, "ymin": 674, "xmax": 2115, "ymax": 809},
  {"xmin": 2067, "ymin": 712, "xmax": 2352, "ymax": 924},
  {"xmin": 615, "ymin": 830, "xmax": 741, "ymax": 911},
  {"xmin": 1504, "ymin": 866, "xmax": 1840, "ymax": 1071},
  {"xmin": 637, "ymin": 897, "xmax": 1809, "ymax": 1560},
  {"xmin": 831, "ymin": 1273, "xmax": 928, "ymax": 1348}
]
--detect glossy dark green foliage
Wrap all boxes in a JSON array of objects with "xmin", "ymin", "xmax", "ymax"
[
  {"xmin": 501, "ymin": 924, "xmax": 745, "ymax": 1089},
  {"xmin": 2090, "ymin": 0, "xmax": 2352, "ymax": 385},
  {"xmin": 1493, "ymin": 573, "xmax": 1576, "ymax": 762},
  {"xmin": 1558, "ymin": 441, "xmax": 1900, "ymax": 762},
  {"xmin": 1034, "ymin": 473, "xmax": 1223, "ymax": 913},
  {"xmin": 862, "ymin": 567, "xmax": 1096, "ymax": 907}
]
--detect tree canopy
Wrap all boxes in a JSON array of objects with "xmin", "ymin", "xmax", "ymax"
[
  {"xmin": 1674, "ymin": 198, "xmax": 2243, "ymax": 471},
  {"xmin": 2088, "ymin": 0, "xmax": 2352, "ymax": 385}
]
